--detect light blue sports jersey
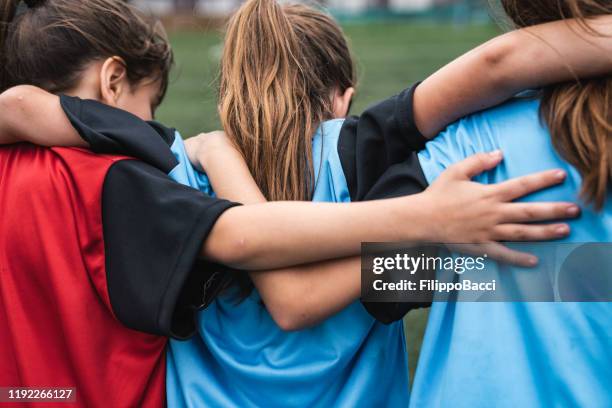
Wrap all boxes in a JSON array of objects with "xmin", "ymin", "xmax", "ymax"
[
  {"xmin": 411, "ymin": 98, "xmax": 612, "ymax": 408},
  {"xmin": 166, "ymin": 120, "xmax": 409, "ymax": 407}
]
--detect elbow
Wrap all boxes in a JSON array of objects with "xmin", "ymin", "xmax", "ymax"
[
  {"xmin": 268, "ymin": 305, "xmax": 313, "ymax": 332},
  {"xmin": 0, "ymin": 87, "xmax": 20, "ymax": 113},
  {"xmin": 479, "ymin": 34, "xmax": 518, "ymax": 90},
  {"xmin": 0, "ymin": 85, "xmax": 40, "ymax": 109},
  {"xmin": 0, "ymin": 85, "xmax": 42, "ymax": 130},
  {"xmin": 264, "ymin": 288, "xmax": 317, "ymax": 331},
  {"xmin": 272, "ymin": 313, "xmax": 303, "ymax": 332}
]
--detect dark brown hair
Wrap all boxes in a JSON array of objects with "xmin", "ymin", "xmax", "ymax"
[
  {"xmin": 219, "ymin": 0, "xmax": 356, "ymax": 202},
  {"xmin": 0, "ymin": 0, "xmax": 173, "ymax": 101},
  {"xmin": 501, "ymin": 0, "xmax": 612, "ymax": 210}
]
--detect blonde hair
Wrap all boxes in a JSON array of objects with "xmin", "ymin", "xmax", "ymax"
[{"xmin": 219, "ymin": 0, "xmax": 355, "ymax": 201}]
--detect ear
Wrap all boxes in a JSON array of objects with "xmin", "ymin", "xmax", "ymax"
[
  {"xmin": 99, "ymin": 56, "xmax": 129, "ymax": 107},
  {"xmin": 332, "ymin": 87, "xmax": 355, "ymax": 119}
]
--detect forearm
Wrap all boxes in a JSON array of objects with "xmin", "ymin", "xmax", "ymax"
[
  {"xmin": 203, "ymin": 195, "xmax": 428, "ymax": 270},
  {"xmin": 250, "ymin": 257, "xmax": 361, "ymax": 330},
  {"xmin": 198, "ymin": 142, "xmax": 423, "ymax": 271},
  {"xmin": 198, "ymin": 134, "xmax": 396, "ymax": 272},
  {"xmin": 200, "ymin": 150, "xmax": 427, "ymax": 271},
  {"xmin": 414, "ymin": 15, "xmax": 612, "ymax": 137},
  {"xmin": 0, "ymin": 85, "xmax": 86, "ymax": 146},
  {"xmin": 501, "ymin": 16, "xmax": 612, "ymax": 89}
]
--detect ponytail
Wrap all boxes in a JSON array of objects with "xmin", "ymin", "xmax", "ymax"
[
  {"xmin": 219, "ymin": 0, "xmax": 355, "ymax": 202},
  {"xmin": 220, "ymin": 0, "xmax": 316, "ymax": 201}
]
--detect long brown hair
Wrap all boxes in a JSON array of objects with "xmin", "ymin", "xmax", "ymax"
[
  {"xmin": 219, "ymin": 0, "xmax": 356, "ymax": 201},
  {"xmin": 501, "ymin": 0, "xmax": 612, "ymax": 210},
  {"xmin": 0, "ymin": 0, "xmax": 173, "ymax": 99}
]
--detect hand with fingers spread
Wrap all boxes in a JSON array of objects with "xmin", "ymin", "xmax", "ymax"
[{"xmin": 421, "ymin": 150, "xmax": 579, "ymax": 266}]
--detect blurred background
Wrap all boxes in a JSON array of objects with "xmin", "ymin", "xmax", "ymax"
[{"xmin": 132, "ymin": 0, "xmax": 505, "ymax": 382}]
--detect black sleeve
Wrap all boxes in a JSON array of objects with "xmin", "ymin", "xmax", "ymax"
[
  {"xmin": 338, "ymin": 82, "xmax": 428, "ymax": 201},
  {"xmin": 336, "ymin": 83, "xmax": 433, "ymax": 323},
  {"xmin": 60, "ymin": 95, "xmax": 178, "ymax": 173},
  {"xmin": 360, "ymin": 156, "xmax": 433, "ymax": 324},
  {"xmin": 102, "ymin": 159, "xmax": 240, "ymax": 339}
]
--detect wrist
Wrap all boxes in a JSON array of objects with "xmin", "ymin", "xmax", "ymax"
[
  {"xmin": 411, "ymin": 192, "xmax": 443, "ymax": 242},
  {"xmin": 385, "ymin": 194, "xmax": 434, "ymax": 243}
]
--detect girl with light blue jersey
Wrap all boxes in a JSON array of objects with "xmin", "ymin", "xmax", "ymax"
[
  {"xmin": 411, "ymin": 97, "xmax": 611, "ymax": 408},
  {"xmin": 407, "ymin": 1, "xmax": 612, "ymax": 406}
]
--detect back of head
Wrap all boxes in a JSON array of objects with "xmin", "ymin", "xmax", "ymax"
[
  {"xmin": 501, "ymin": 0, "xmax": 612, "ymax": 210},
  {"xmin": 219, "ymin": 0, "xmax": 355, "ymax": 201},
  {"xmin": 0, "ymin": 0, "xmax": 173, "ymax": 99}
]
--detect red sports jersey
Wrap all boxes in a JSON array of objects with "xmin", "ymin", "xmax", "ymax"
[{"xmin": 0, "ymin": 145, "xmax": 166, "ymax": 407}]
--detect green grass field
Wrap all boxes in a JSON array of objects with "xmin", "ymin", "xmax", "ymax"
[
  {"xmin": 157, "ymin": 21, "xmax": 500, "ymax": 383},
  {"xmin": 158, "ymin": 22, "xmax": 500, "ymax": 137}
]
